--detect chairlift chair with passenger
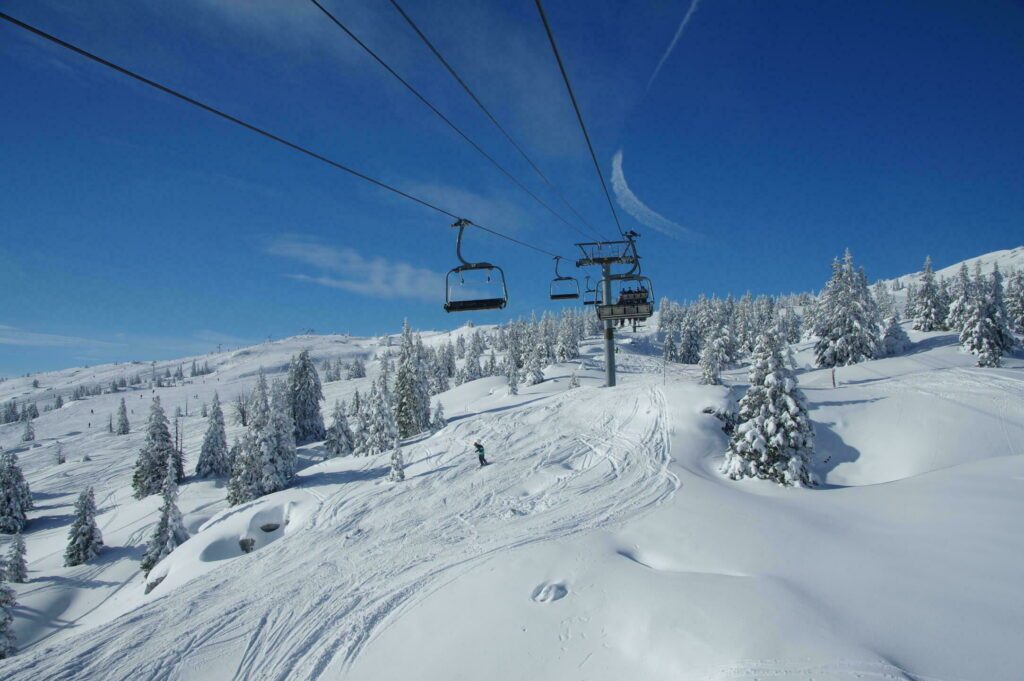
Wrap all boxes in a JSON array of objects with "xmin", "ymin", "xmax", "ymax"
[{"xmin": 443, "ymin": 218, "xmax": 509, "ymax": 313}]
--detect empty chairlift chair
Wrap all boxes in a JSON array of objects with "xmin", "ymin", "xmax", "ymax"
[
  {"xmin": 549, "ymin": 256, "xmax": 580, "ymax": 301},
  {"xmin": 443, "ymin": 218, "xmax": 509, "ymax": 313}
]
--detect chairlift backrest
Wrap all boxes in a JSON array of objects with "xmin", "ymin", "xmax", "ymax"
[{"xmin": 443, "ymin": 219, "xmax": 508, "ymax": 313}]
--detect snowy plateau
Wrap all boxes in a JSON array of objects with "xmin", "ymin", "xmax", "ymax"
[{"xmin": 1, "ymin": 247, "xmax": 1023, "ymax": 681}]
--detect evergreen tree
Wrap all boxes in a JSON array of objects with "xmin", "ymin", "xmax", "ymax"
[
  {"xmin": 662, "ymin": 332, "xmax": 677, "ymax": 363},
  {"xmin": 677, "ymin": 314, "xmax": 702, "ymax": 364},
  {"xmin": 54, "ymin": 441, "xmax": 65, "ymax": 465},
  {"xmin": 913, "ymin": 256, "xmax": 946, "ymax": 331},
  {"xmin": 140, "ymin": 451, "xmax": 190, "ymax": 575},
  {"xmin": 196, "ymin": 393, "xmax": 230, "ymax": 477},
  {"xmin": 903, "ymin": 282, "xmax": 918, "ymax": 318},
  {"xmin": 21, "ymin": 417, "xmax": 34, "ymax": 443},
  {"xmin": 872, "ymin": 282, "xmax": 896, "ymax": 321},
  {"xmin": 505, "ymin": 355, "xmax": 519, "ymax": 396},
  {"xmin": 346, "ymin": 357, "xmax": 367, "ymax": 379},
  {"xmin": 388, "ymin": 446, "xmax": 406, "ymax": 482},
  {"xmin": 132, "ymin": 397, "xmax": 180, "ymax": 499},
  {"xmin": 1005, "ymin": 269, "xmax": 1024, "ymax": 333},
  {"xmin": 813, "ymin": 251, "xmax": 879, "ymax": 367},
  {"xmin": 879, "ymin": 316, "xmax": 911, "ymax": 356},
  {"xmin": 0, "ymin": 450, "xmax": 32, "ymax": 534},
  {"xmin": 699, "ymin": 325, "xmax": 728, "ymax": 385},
  {"xmin": 287, "ymin": 349, "xmax": 326, "ymax": 445},
  {"xmin": 64, "ymin": 487, "xmax": 103, "ymax": 566},
  {"xmin": 960, "ymin": 265, "xmax": 1015, "ymax": 367},
  {"xmin": 228, "ymin": 372, "xmax": 270, "ymax": 505},
  {"xmin": 721, "ymin": 330, "xmax": 815, "ymax": 487},
  {"xmin": 324, "ymin": 400, "xmax": 354, "ymax": 458},
  {"xmin": 568, "ymin": 373, "xmax": 580, "ymax": 389},
  {"xmin": 945, "ymin": 263, "xmax": 973, "ymax": 332},
  {"xmin": 0, "ymin": 567, "xmax": 15, "ymax": 659},
  {"xmin": 115, "ymin": 397, "xmax": 130, "ymax": 435},
  {"xmin": 523, "ymin": 342, "xmax": 545, "ymax": 386},
  {"xmin": 4, "ymin": 534, "xmax": 28, "ymax": 583},
  {"xmin": 263, "ymin": 379, "xmax": 298, "ymax": 494},
  {"xmin": 430, "ymin": 401, "xmax": 447, "ymax": 432},
  {"xmin": 54, "ymin": 394, "xmax": 64, "ymax": 410},
  {"xmin": 394, "ymin": 321, "xmax": 428, "ymax": 439},
  {"xmin": 358, "ymin": 383, "xmax": 398, "ymax": 457}
]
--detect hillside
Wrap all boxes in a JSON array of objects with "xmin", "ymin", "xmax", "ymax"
[{"xmin": 1, "ymin": 255, "xmax": 1023, "ymax": 680}]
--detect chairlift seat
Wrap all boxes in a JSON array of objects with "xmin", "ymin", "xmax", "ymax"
[
  {"xmin": 596, "ymin": 302, "xmax": 654, "ymax": 321},
  {"xmin": 444, "ymin": 297, "xmax": 507, "ymax": 312},
  {"xmin": 550, "ymin": 292, "xmax": 580, "ymax": 301}
]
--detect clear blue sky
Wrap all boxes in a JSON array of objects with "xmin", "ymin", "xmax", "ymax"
[{"xmin": 2, "ymin": 0, "xmax": 1023, "ymax": 375}]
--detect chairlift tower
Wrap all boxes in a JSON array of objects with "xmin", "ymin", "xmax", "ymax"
[{"xmin": 575, "ymin": 232, "xmax": 645, "ymax": 387}]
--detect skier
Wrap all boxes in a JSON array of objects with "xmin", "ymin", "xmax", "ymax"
[{"xmin": 473, "ymin": 440, "xmax": 488, "ymax": 467}]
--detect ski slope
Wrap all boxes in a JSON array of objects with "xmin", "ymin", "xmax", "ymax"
[{"xmin": 2, "ymin": 315, "xmax": 1023, "ymax": 679}]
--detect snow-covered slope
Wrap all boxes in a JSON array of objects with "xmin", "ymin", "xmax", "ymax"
[
  {"xmin": 2, "ymin": 285, "xmax": 1023, "ymax": 679},
  {"xmin": 881, "ymin": 245, "xmax": 1024, "ymax": 287}
]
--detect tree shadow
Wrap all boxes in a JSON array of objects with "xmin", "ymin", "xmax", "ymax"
[
  {"xmin": 902, "ymin": 333, "xmax": 958, "ymax": 355},
  {"xmin": 446, "ymin": 396, "xmax": 548, "ymax": 423},
  {"xmin": 25, "ymin": 513, "xmax": 76, "ymax": 533},
  {"xmin": 301, "ymin": 466, "xmax": 390, "ymax": 487},
  {"xmin": 32, "ymin": 572, "xmax": 123, "ymax": 589},
  {"xmin": 811, "ymin": 421, "xmax": 862, "ymax": 488},
  {"xmin": 810, "ymin": 397, "xmax": 884, "ymax": 408}
]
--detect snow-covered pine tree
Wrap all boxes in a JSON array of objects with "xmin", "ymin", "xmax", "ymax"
[
  {"xmin": 140, "ymin": 450, "xmax": 190, "ymax": 575},
  {"xmin": 358, "ymin": 384, "xmax": 398, "ymax": 457},
  {"xmin": 677, "ymin": 314, "xmax": 702, "ymax": 364},
  {"xmin": 959, "ymin": 265, "xmax": 1015, "ymax": 367},
  {"xmin": 388, "ymin": 446, "xmax": 405, "ymax": 482},
  {"xmin": 872, "ymin": 282, "xmax": 896, "ymax": 321},
  {"xmin": 132, "ymin": 397, "xmax": 180, "ymax": 499},
  {"xmin": 64, "ymin": 486, "xmax": 103, "ymax": 566},
  {"xmin": 662, "ymin": 332, "xmax": 677, "ymax": 363},
  {"xmin": 54, "ymin": 441, "xmax": 65, "ymax": 465},
  {"xmin": 430, "ymin": 401, "xmax": 447, "ymax": 432},
  {"xmin": 523, "ymin": 342, "xmax": 545, "ymax": 386},
  {"xmin": 945, "ymin": 262, "xmax": 972, "ymax": 332},
  {"xmin": 394, "ymin": 321, "xmax": 428, "ymax": 439},
  {"xmin": 721, "ymin": 329, "xmax": 815, "ymax": 487},
  {"xmin": 912, "ymin": 256, "xmax": 946, "ymax": 331},
  {"xmin": 903, "ymin": 282, "xmax": 918, "ymax": 318},
  {"xmin": 455, "ymin": 334, "xmax": 466, "ymax": 359},
  {"xmin": 287, "ymin": 349, "xmax": 325, "ymax": 445},
  {"xmin": 263, "ymin": 379, "xmax": 298, "ymax": 494},
  {"xmin": 21, "ymin": 417, "xmax": 34, "ymax": 443},
  {"xmin": 699, "ymin": 325, "xmax": 728, "ymax": 385},
  {"xmin": 324, "ymin": 400, "xmax": 354, "ymax": 458},
  {"xmin": 115, "ymin": 397, "xmax": 130, "ymax": 435},
  {"xmin": 0, "ymin": 567, "xmax": 15, "ymax": 659},
  {"xmin": 228, "ymin": 371, "xmax": 271, "ymax": 505},
  {"xmin": 4, "ymin": 533, "xmax": 27, "ymax": 583},
  {"xmin": 505, "ymin": 355, "xmax": 519, "ymax": 396},
  {"xmin": 568, "ymin": 373, "xmax": 580, "ymax": 389},
  {"xmin": 196, "ymin": 392, "xmax": 230, "ymax": 477},
  {"xmin": 879, "ymin": 316, "xmax": 911, "ymax": 356},
  {"xmin": 1006, "ymin": 268, "xmax": 1024, "ymax": 333},
  {"xmin": 347, "ymin": 357, "xmax": 367, "ymax": 379},
  {"xmin": 813, "ymin": 250, "xmax": 879, "ymax": 367},
  {"xmin": 0, "ymin": 450, "xmax": 32, "ymax": 534}
]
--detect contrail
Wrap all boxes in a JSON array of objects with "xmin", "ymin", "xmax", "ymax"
[
  {"xmin": 611, "ymin": 150, "xmax": 700, "ymax": 241},
  {"xmin": 646, "ymin": 0, "xmax": 701, "ymax": 91}
]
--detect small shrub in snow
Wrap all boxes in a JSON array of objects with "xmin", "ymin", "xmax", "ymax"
[{"xmin": 388, "ymin": 446, "xmax": 406, "ymax": 482}]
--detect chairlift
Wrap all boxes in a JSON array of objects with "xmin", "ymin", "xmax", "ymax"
[
  {"xmin": 582, "ymin": 276, "xmax": 600, "ymax": 306},
  {"xmin": 549, "ymin": 256, "xmax": 580, "ymax": 301},
  {"xmin": 595, "ymin": 274, "xmax": 654, "ymax": 329},
  {"xmin": 443, "ymin": 218, "xmax": 509, "ymax": 313}
]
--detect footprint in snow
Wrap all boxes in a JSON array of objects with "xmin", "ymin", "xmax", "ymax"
[{"xmin": 531, "ymin": 582, "xmax": 568, "ymax": 603}]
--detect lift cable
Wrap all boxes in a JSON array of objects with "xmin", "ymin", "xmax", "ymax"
[
  {"xmin": 533, "ymin": 0, "xmax": 625, "ymax": 239},
  {"xmin": 309, "ymin": 0, "xmax": 595, "ymax": 243},
  {"xmin": 386, "ymin": 0, "xmax": 608, "ymax": 243},
  {"xmin": 0, "ymin": 10, "xmax": 562, "ymax": 260}
]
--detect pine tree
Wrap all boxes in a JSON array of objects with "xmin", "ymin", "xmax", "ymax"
[
  {"xmin": 288, "ymin": 349, "xmax": 326, "ymax": 445},
  {"xmin": 64, "ymin": 487, "xmax": 103, "ymax": 566},
  {"xmin": 879, "ymin": 316, "xmax": 911, "ymax": 356},
  {"xmin": 1006, "ymin": 269, "xmax": 1024, "ymax": 333},
  {"xmin": 347, "ymin": 357, "xmax": 367, "ymax": 379},
  {"xmin": 0, "ymin": 567, "xmax": 15, "ymax": 659},
  {"xmin": 196, "ymin": 393, "xmax": 230, "ymax": 477},
  {"xmin": 945, "ymin": 263, "xmax": 973, "ymax": 332},
  {"xmin": 813, "ymin": 250, "xmax": 879, "ymax": 367},
  {"xmin": 430, "ymin": 401, "xmax": 447, "ymax": 432},
  {"xmin": 262, "ymin": 379, "xmax": 298, "ymax": 494},
  {"xmin": 324, "ymin": 400, "xmax": 355, "ymax": 458},
  {"xmin": 960, "ymin": 265, "xmax": 1016, "ymax": 367},
  {"xmin": 115, "ymin": 397, "xmax": 130, "ymax": 435},
  {"xmin": 721, "ymin": 330, "xmax": 815, "ymax": 487},
  {"xmin": 54, "ymin": 441, "xmax": 65, "ymax": 465},
  {"xmin": 358, "ymin": 384, "xmax": 398, "ymax": 457},
  {"xmin": 568, "ymin": 373, "xmax": 581, "ymax": 389},
  {"xmin": 0, "ymin": 450, "xmax": 31, "ymax": 534},
  {"xmin": 913, "ymin": 256, "xmax": 946, "ymax": 331},
  {"xmin": 394, "ymin": 321, "xmax": 428, "ymax": 439},
  {"xmin": 388, "ymin": 446, "xmax": 406, "ymax": 482},
  {"xmin": 699, "ymin": 326, "xmax": 728, "ymax": 385},
  {"xmin": 523, "ymin": 342, "xmax": 545, "ymax": 386},
  {"xmin": 677, "ymin": 314, "xmax": 702, "ymax": 364},
  {"xmin": 662, "ymin": 332, "xmax": 677, "ymax": 363},
  {"xmin": 140, "ymin": 451, "xmax": 190, "ymax": 575},
  {"xmin": 4, "ymin": 533, "xmax": 27, "ymax": 583},
  {"xmin": 132, "ymin": 397, "xmax": 180, "ymax": 499},
  {"xmin": 21, "ymin": 417, "xmax": 34, "ymax": 443},
  {"xmin": 505, "ymin": 355, "xmax": 519, "ymax": 396}
]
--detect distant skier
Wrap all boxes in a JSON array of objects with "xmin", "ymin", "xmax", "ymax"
[{"xmin": 473, "ymin": 440, "xmax": 488, "ymax": 467}]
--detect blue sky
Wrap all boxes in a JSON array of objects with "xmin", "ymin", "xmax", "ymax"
[{"xmin": 2, "ymin": 0, "xmax": 1023, "ymax": 375}]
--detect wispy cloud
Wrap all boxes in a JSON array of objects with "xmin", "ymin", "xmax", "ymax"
[
  {"xmin": 267, "ymin": 235, "xmax": 443, "ymax": 302},
  {"xmin": 610, "ymin": 150, "xmax": 698, "ymax": 241},
  {"xmin": 0, "ymin": 325, "xmax": 123, "ymax": 349},
  {"xmin": 647, "ymin": 0, "xmax": 702, "ymax": 91}
]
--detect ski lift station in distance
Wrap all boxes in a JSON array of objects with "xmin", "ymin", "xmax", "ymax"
[{"xmin": 443, "ymin": 219, "xmax": 509, "ymax": 313}]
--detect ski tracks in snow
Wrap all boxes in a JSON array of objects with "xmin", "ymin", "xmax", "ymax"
[{"xmin": 4, "ymin": 385, "xmax": 677, "ymax": 681}]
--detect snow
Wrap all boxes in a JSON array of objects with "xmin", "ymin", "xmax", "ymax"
[{"xmin": 2, "ymin": 256, "xmax": 1023, "ymax": 680}]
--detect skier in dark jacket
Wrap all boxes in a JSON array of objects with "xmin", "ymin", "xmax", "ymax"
[{"xmin": 474, "ymin": 440, "xmax": 488, "ymax": 467}]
